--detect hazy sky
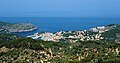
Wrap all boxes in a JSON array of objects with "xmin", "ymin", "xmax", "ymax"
[{"xmin": 0, "ymin": 0, "xmax": 120, "ymax": 17}]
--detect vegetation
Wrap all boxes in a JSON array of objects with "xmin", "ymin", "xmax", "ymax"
[
  {"xmin": 0, "ymin": 21, "xmax": 37, "ymax": 32},
  {"xmin": 63, "ymin": 33, "xmax": 76, "ymax": 37},
  {"xmin": 0, "ymin": 33, "xmax": 120, "ymax": 63},
  {"xmin": 0, "ymin": 23, "xmax": 120, "ymax": 63},
  {"xmin": 101, "ymin": 24, "xmax": 120, "ymax": 42}
]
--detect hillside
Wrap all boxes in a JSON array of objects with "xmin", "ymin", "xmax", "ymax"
[
  {"xmin": 0, "ymin": 33, "xmax": 120, "ymax": 63},
  {"xmin": 101, "ymin": 24, "xmax": 120, "ymax": 42}
]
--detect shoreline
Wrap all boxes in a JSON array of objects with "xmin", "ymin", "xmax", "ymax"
[
  {"xmin": 27, "ymin": 25, "xmax": 107, "ymax": 42},
  {"xmin": 27, "ymin": 24, "xmax": 120, "ymax": 43}
]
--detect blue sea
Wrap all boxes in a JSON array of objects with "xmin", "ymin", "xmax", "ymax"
[{"xmin": 0, "ymin": 17, "xmax": 120, "ymax": 36}]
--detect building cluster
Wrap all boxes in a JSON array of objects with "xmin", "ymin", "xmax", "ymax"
[
  {"xmin": 27, "ymin": 26, "xmax": 110, "ymax": 43},
  {"xmin": 90, "ymin": 26, "xmax": 109, "ymax": 33}
]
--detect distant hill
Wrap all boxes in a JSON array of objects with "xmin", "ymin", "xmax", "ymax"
[{"xmin": 0, "ymin": 21, "xmax": 38, "ymax": 33}]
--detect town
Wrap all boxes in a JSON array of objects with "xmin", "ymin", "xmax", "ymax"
[{"xmin": 27, "ymin": 26, "xmax": 110, "ymax": 43}]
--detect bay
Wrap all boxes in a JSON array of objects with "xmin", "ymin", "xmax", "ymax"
[{"xmin": 0, "ymin": 17, "xmax": 120, "ymax": 36}]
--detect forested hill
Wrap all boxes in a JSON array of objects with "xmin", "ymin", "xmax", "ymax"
[
  {"xmin": 0, "ymin": 33, "xmax": 120, "ymax": 63},
  {"xmin": 101, "ymin": 24, "xmax": 120, "ymax": 42}
]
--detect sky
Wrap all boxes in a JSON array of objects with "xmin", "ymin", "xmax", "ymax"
[{"xmin": 0, "ymin": 0, "xmax": 120, "ymax": 17}]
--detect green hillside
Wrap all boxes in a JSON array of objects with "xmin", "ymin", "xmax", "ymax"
[{"xmin": 0, "ymin": 33, "xmax": 120, "ymax": 63}]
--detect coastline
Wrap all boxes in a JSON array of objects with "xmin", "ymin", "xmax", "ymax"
[
  {"xmin": 27, "ymin": 25, "xmax": 107, "ymax": 42},
  {"xmin": 9, "ymin": 26, "xmax": 38, "ymax": 33},
  {"xmin": 27, "ymin": 24, "xmax": 120, "ymax": 43},
  {"xmin": 0, "ymin": 21, "xmax": 38, "ymax": 33}
]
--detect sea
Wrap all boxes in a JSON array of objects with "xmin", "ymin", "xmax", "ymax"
[{"xmin": 0, "ymin": 17, "xmax": 120, "ymax": 36}]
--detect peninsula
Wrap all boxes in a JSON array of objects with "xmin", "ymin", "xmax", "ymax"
[{"xmin": 0, "ymin": 21, "xmax": 38, "ymax": 33}]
